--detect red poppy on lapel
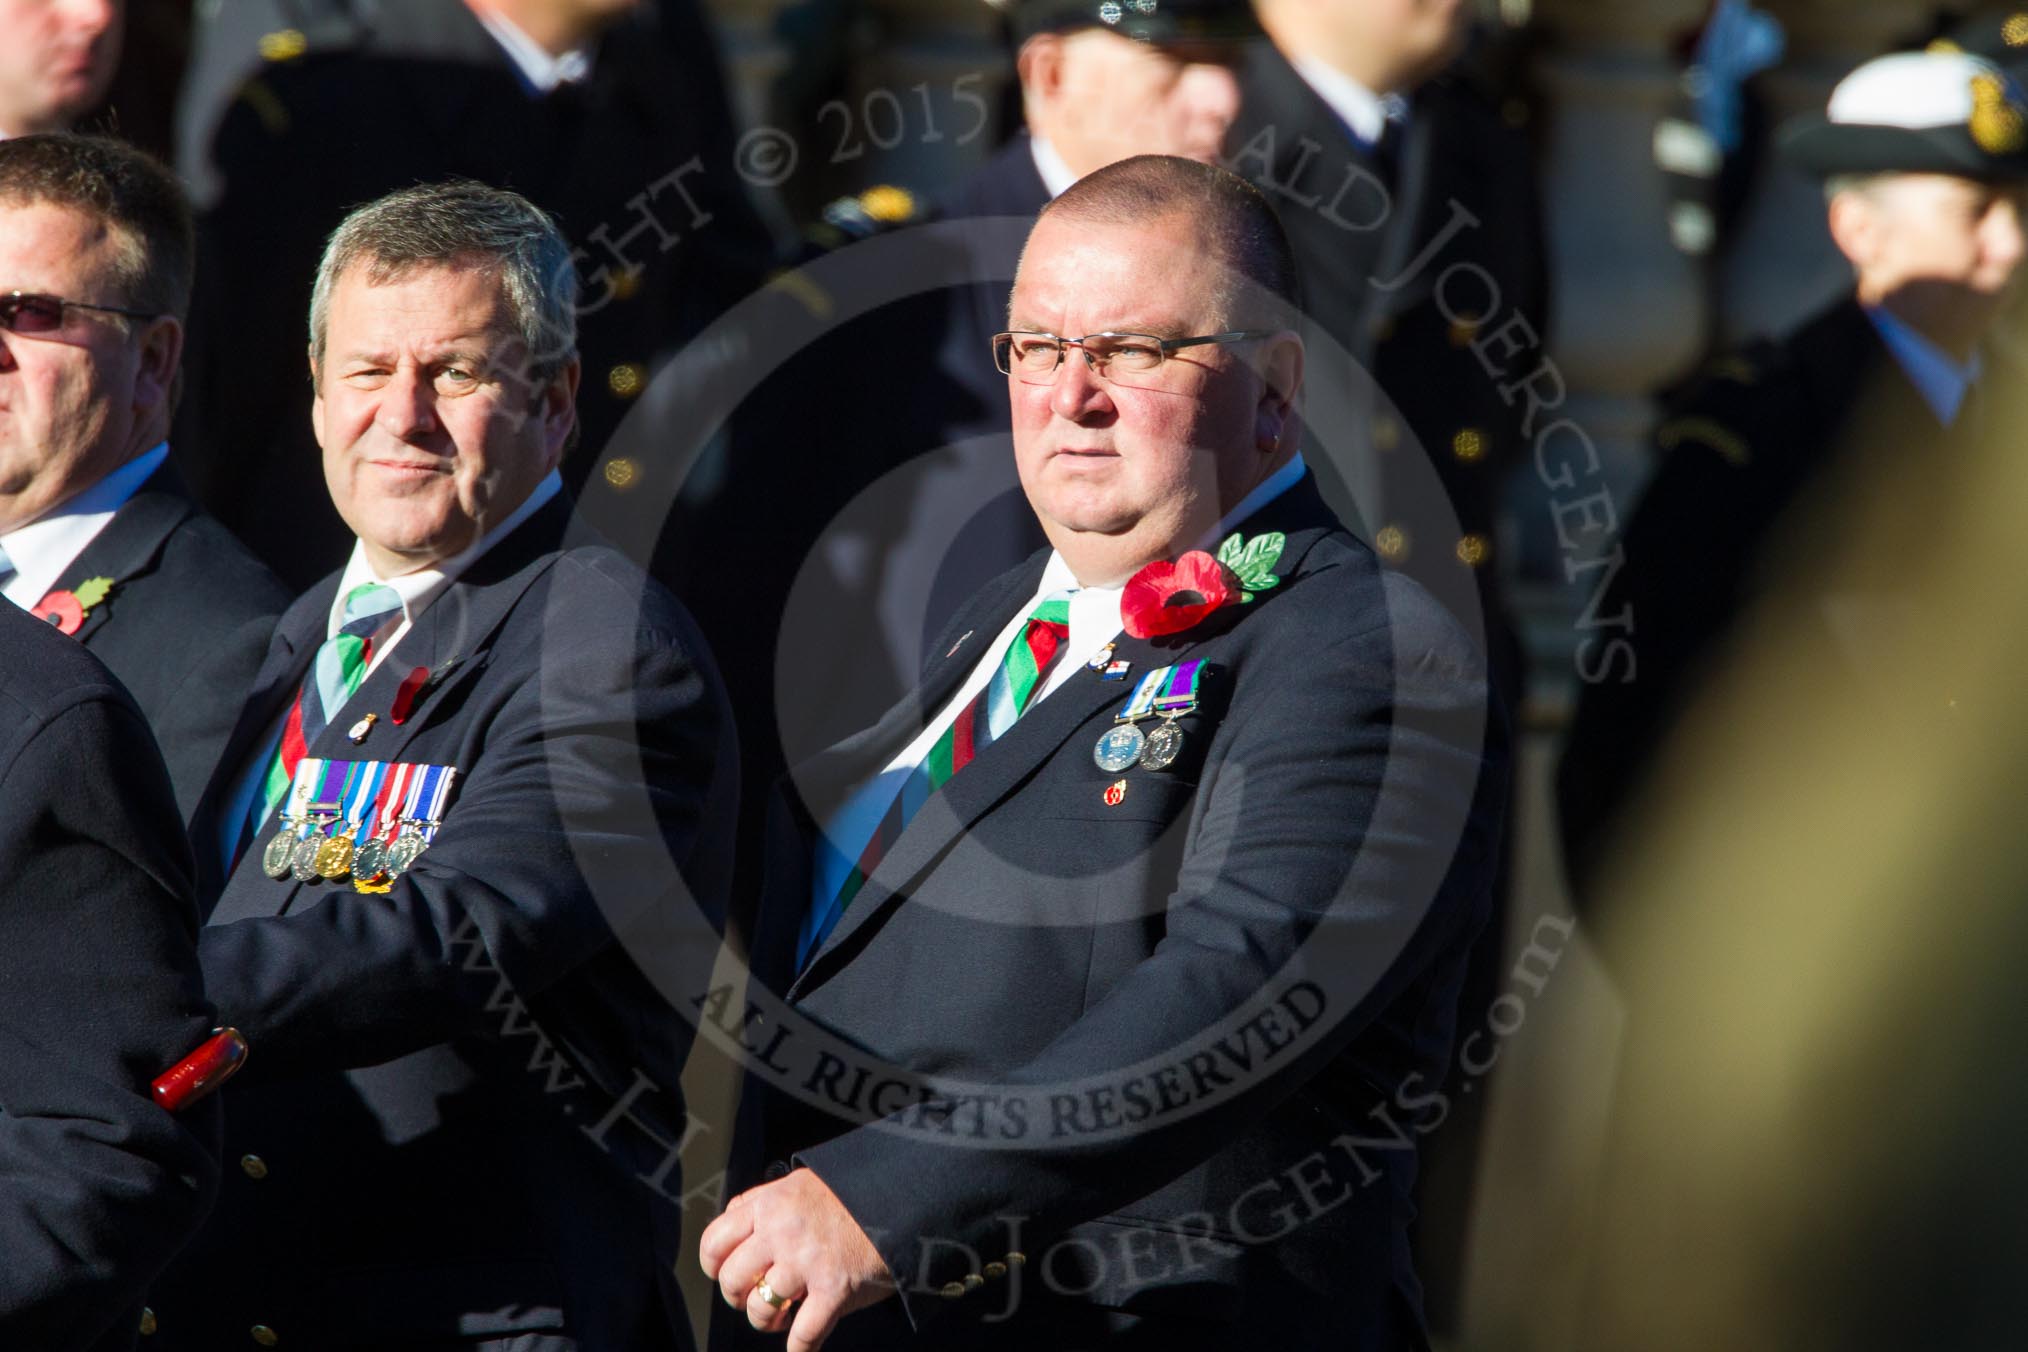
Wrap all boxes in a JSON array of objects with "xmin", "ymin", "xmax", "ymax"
[{"xmin": 1121, "ymin": 551, "xmax": 1239, "ymax": 640}]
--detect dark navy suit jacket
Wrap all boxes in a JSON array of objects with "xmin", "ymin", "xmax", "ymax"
[
  {"xmin": 737, "ymin": 477, "xmax": 1506, "ymax": 1351},
  {"xmin": 148, "ymin": 494, "xmax": 738, "ymax": 1350},
  {"xmin": 55, "ymin": 464, "xmax": 290, "ymax": 821},
  {"xmin": 0, "ymin": 603, "xmax": 220, "ymax": 1351}
]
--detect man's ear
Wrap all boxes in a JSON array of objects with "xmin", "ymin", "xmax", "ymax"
[
  {"xmin": 1255, "ymin": 332, "xmax": 1304, "ymax": 452},
  {"xmin": 1018, "ymin": 35, "xmax": 1064, "ymax": 107},
  {"xmin": 540, "ymin": 358, "xmax": 581, "ymax": 471},
  {"xmin": 132, "ymin": 315, "xmax": 183, "ymax": 417},
  {"xmin": 1827, "ymin": 190, "xmax": 1879, "ymax": 273}
]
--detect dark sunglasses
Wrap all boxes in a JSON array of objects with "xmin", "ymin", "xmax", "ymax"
[{"xmin": 0, "ymin": 290, "xmax": 156, "ymax": 334}]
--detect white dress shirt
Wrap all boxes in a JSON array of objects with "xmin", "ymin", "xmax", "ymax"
[
  {"xmin": 0, "ymin": 442, "xmax": 169, "ymax": 608},
  {"xmin": 327, "ymin": 470, "xmax": 564, "ymax": 681},
  {"xmin": 808, "ymin": 454, "xmax": 1311, "ymax": 944},
  {"xmin": 1865, "ymin": 305, "xmax": 1982, "ymax": 427},
  {"xmin": 469, "ymin": 3, "xmax": 593, "ymax": 93},
  {"xmin": 1291, "ymin": 54, "xmax": 1408, "ymax": 150},
  {"xmin": 1029, "ymin": 135, "xmax": 1079, "ymax": 200}
]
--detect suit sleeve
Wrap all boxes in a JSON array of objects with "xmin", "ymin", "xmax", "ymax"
[
  {"xmin": 797, "ymin": 589, "xmax": 1501, "ymax": 1327},
  {"xmin": 0, "ymin": 694, "xmax": 220, "ymax": 1347},
  {"xmin": 195, "ymin": 577, "xmax": 735, "ymax": 1086}
]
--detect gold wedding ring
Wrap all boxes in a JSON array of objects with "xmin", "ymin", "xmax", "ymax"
[{"xmin": 754, "ymin": 1275, "xmax": 792, "ymax": 1310}]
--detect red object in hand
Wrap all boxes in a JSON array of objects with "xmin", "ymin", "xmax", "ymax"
[
  {"xmin": 152, "ymin": 1027, "xmax": 249, "ymax": 1113},
  {"xmin": 1121, "ymin": 550, "xmax": 1239, "ymax": 639},
  {"xmin": 31, "ymin": 591, "xmax": 84, "ymax": 635}
]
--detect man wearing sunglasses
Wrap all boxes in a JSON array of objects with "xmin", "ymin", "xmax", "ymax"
[
  {"xmin": 708, "ymin": 156, "xmax": 1504, "ymax": 1352},
  {"xmin": 0, "ymin": 132, "xmax": 288, "ymax": 818}
]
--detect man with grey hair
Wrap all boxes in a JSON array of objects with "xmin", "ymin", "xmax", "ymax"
[
  {"xmin": 1562, "ymin": 48, "xmax": 2028, "ymax": 909},
  {"xmin": 146, "ymin": 179, "xmax": 739, "ymax": 1351}
]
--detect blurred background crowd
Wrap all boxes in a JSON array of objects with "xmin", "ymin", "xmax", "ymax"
[{"xmin": 13, "ymin": 0, "xmax": 2028, "ymax": 1346}]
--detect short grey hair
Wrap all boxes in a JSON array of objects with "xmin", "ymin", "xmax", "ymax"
[{"xmin": 308, "ymin": 179, "xmax": 578, "ymax": 386}]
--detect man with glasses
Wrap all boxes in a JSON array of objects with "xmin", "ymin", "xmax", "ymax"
[
  {"xmin": 696, "ymin": 0, "xmax": 1260, "ymax": 889},
  {"xmin": 706, "ymin": 155, "xmax": 1503, "ymax": 1352},
  {"xmin": 0, "ymin": 132, "xmax": 287, "ymax": 817}
]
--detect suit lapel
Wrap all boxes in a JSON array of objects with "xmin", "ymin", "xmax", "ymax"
[
  {"xmin": 205, "ymin": 496, "xmax": 575, "ymax": 922},
  {"xmin": 47, "ymin": 469, "xmax": 195, "ymax": 645},
  {"xmin": 793, "ymin": 480, "xmax": 1345, "ymax": 989}
]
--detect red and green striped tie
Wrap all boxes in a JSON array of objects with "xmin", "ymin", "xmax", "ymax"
[
  {"xmin": 255, "ymin": 581, "xmax": 403, "ymax": 826},
  {"xmin": 801, "ymin": 594, "xmax": 1072, "ymax": 963}
]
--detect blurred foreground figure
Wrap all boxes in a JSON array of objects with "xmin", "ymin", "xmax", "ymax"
[
  {"xmin": 1560, "ymin": 49, "xmax": 2028, "ymax": 902},
  {"xmin": 0, "ymin": 602, "xmax": 219, "ymax": 1352},
  {"xmin": 175, "ymin": 0, "xmax": 770, "ymax": 589},
  {"xmin": 0, "ymin": 0, "xmax": 121, "ymax": 136},
  {"xmin": 1574, "ymin": 222, "xmax": 2028, "ymax": 1352}
]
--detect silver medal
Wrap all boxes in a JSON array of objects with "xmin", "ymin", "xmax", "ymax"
[
  {"xmin": 261, "ymin": 825, "xmax": 297, "ymax": 879},
  {"xmin": 1140, "ymin": 719, "xmax": 1186, "ymax": 771},
  {"xmin": 1093, "ymin": 722, "xmax": 1146, "ymax": 773}
]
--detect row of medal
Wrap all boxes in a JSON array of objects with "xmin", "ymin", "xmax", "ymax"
[
  {"xmin": 1093, "ymin": 659, "xmax": 1207, "ymax": 774},
  {"xmin": 262, "ymin": 758, "xmax": 459, "ymax": 889}
]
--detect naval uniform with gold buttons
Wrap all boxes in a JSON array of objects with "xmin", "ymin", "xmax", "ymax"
[
  {"xmin": 143, "ymin": 492, "xmax": 738, "ymax": 1351},
  {"xmin": 1226, "ymin": 32, "xmax": 1547, "ymax": 658},
  {"xmin": 1557, "ymin": 295, "xmax": 2008, "ymax": 908},
  {"xmin": 732, "ymin": 473, "xmax": 1505, "ymax": 1351},
  {"xmin": 172, "ymin": 0, "xmax": 772, "ymax": 590}
]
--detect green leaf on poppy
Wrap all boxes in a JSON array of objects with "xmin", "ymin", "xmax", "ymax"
[
  {"xmin": 1219, "ymin": 532, "xmax": 1284, "ymax": 593},
  {"xmin": 73, "ymin": 576, "xmax": 115, "ymax": 612}
]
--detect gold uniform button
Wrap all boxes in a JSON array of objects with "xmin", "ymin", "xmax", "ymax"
[
  {"xmin": 1456, "ymin": 533, "xmax": 1491, "ymax": 567},
  {"xmin": 602, "ymin": 457, "xmax": 638, "ymax": 490},
  {"xmin": 964, "ymin": 1273, "xmax": 985, "ymax": 1290},
  {"xmin": 1006, "ymin": 1251, "xmax": 1027, "ymax": 1266},
  {"xmin": 257, "ymin": 28, "xmax": 307, "ymax": 62},
  {"xmin": 610, "ymin": 267, "xmax": 643, "ymax": 302},
  {"xmin": 1375, "ymin": 525, "xmax": 1409, "ymax": 562},
  {"xmin": 1451, "ymin": 428, "xmax": 1486, "ymax": 463},
  {"xmin": 139, "ymin": 1308, "xmax": 158, "ymax": 1336},
  {"xmin": 240, "ymin": 1154, "xmax": 269, "ymax": 1180},
  {"xmin": 251, "ymin": 1327, "xmax": 280, "ymax": 1348},
  {"xmin": 1448, "ymin": 316, "xmax": 1481, "ymax": 347},
  {"xmin": 983, "ymin": 1262, "xmax": 1007, "ymax": 1279},
  {"xmin": 2008, "ymin": 13, "xmax": 2028, "ymax": 46},
  {"xmin": 940, "ymin": 1281, "xmax": 966, "ymax": 1300},
  {"xmin": 606, "ymin": 362, "xmax": 645, "ymax": 399}
]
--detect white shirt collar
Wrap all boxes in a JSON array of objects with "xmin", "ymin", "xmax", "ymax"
[
  {"xmin": 327, "ymin": 469, "xmax": 563, "ymax": 670},
  {"xmin": 1029, "ymin": 135, "xmax": 1079, "ymax": 200},
  {"xmin": 0, "ymin": 442, "xmax": 169, "ymax": 608},
  {"xmin": 1291, "ymin": 54, "xmax": 1407, "ymax": 149},
  {"xmin": 469, "ymin": 4, "xmax": 593, "ymax": 93},
  {"xmin": 1865, "ymin": 305, "xmax": 1982, "ymax": 427}
]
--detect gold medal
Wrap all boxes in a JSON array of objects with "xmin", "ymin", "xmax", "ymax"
[{"xmin": 314, "ymin": 832, "xmax": 356, "ymax": 881}]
